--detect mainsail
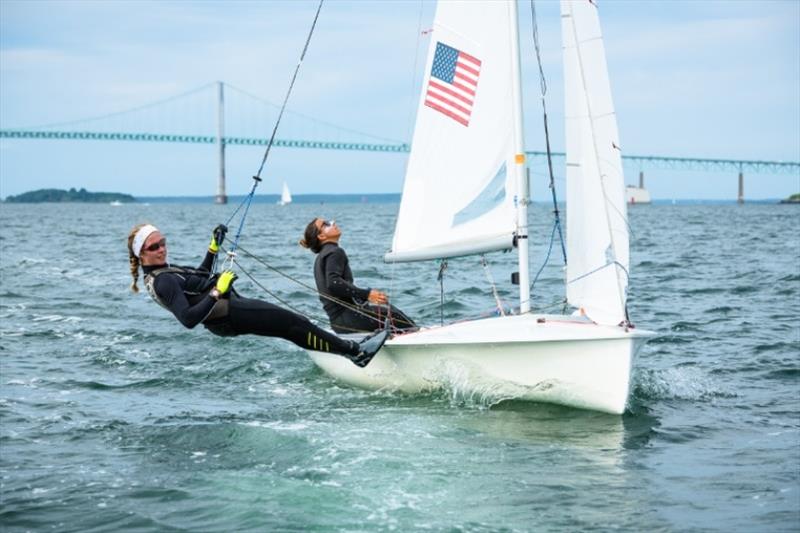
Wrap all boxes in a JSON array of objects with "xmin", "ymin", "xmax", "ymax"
[
  {"xmin": 385, "ymin": 1, "xmax": 520, "ymax": 263},
  {"xmin": 562, "ymin": 0, "xmax": 629, "ymax": 326}
]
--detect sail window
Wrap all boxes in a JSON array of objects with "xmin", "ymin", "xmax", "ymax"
[{"xmin": 452, "ymin": 162, "xmax": 507, "ymax": 227}]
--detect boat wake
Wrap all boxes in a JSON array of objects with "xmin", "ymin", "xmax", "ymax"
[{"xmin": 632, "ymin": 366, "xmax": 735, "ymax": 402}]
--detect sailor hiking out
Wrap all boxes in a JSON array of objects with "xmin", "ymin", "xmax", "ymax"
[{"xmin": 127, "ymin": 223, "xmax": 388, "ymax": 367}]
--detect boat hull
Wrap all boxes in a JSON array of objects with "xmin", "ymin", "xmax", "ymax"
[{"xmin": 306, "ymin": 314, "xmax": 652, "ymax": 414}]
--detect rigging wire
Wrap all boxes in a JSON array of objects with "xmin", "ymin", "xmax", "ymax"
[
  {"xmin": 232, "ymin": 243, "xmax": 405, "ymax": 334},
  {"xmin": 529, "ymin": 0, "xmax": 567, "ymax": 297},
  {"xmin": 254, "ymin": 1, "xmax": 324, "ymax": 181},
  {"xmin": 480, "ymin": 255, "xmax": 506, "ymax": 316},
  {"xmin": 531, "ymin": 220, "xmax": 560, "ymax": 291},
  {"xmin": 217, "ymin": 0, "xmax": 325, "ymax": 272},
  {"xmin": 530, "ymin": 0, "xmax": 566, "ymax": 266},
  {"xmin": 437, "ymin": 260, "xmax": 448, "ymax": 326}
]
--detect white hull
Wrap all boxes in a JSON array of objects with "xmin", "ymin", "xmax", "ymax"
[
  {"xmin": 306, "ymin": 314, "xmax": 653, "ymax": 414},
  {"xmin": 626, "ymin": 186, "xmax": 651, "ymax": 204}
]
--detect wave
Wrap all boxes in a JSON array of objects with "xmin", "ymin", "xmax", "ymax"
[
  {"xmin": 647, "ymin": 335, "xmax": 693, "ymax": 345},
  {"xmin": 632, "ymin": 366, "xmax": 735, "ymax": 402},
  {"xmin": 704, "ymin": 306, "xmax": 741, "ymax": 314},
  {"xmin": 762, "ymin": 368, "xmax": 800, "ymax": 380},
  {"xmin": 753, "ymin": 341, "xmax": 798, "ymax": 354},
  {"xmin": 669, "ymin": 321, "xmax": 704, "ymax": 332},
  {"xmin": 683, "ymin": 287, "xmax": 727, "ymax": 295},
  {"xmin": 729, "ymin": 285, "xmax": 760, "ymax": 295},
  {"xmin": 60, "ymin": 378, "xmax": 171, "ymax": 391}
]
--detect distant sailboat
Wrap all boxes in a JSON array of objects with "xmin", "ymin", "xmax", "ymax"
[
  {"xmin": 306, "ymin": 0, "xmax": 653, "ymax": 414},
  {"xmin": 278, "ymin": 182, "xmax": 292, "ymax": 206}
]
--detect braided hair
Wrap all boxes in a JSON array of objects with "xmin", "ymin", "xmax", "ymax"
[{"xmin": 126, "ymin": 223, "xmax": 149, "ymax": 293}]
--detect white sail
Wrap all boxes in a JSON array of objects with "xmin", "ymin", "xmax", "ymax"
[
  {"xmin": 562, "ymin": 0, "xmax": 629, "ymax": 326},
  {"xmin": 385, "ymin": 1, "xmax": 519, "ymax": 263},
  {"xmin": 280, "ymin": 182, "xmax": 292, "ymax": 205},
  {"xmin": 306, "ymin": 0, "xmax": 653, "ymax": 416}
]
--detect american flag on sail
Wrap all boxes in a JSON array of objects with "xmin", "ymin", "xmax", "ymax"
[{"xmin": 425, "ymin": 42, "xmax": 482, "ymax": 127}]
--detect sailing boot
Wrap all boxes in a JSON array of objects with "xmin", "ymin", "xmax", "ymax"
[{"xmin": 347, "ymin": 329, "xmax": 390, "ymax": 368}]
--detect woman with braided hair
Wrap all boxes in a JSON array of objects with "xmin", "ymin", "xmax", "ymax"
[
  {"xmin": 300, "ymin": 218, "xmax": 416, "ymax": 334},
  {"xmin": 127, "ymin": 222, "xmax": 388, "ymax": 367}
]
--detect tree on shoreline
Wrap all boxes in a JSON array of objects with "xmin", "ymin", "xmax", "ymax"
[{"xmin": 3, "ymin": 188, "xmax": 135, "ymax": 203}]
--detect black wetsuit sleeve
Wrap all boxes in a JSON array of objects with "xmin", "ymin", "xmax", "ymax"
[
  {"xmin": 325, "ymin": 247, "xmax": 371, "ymax": 302},
  {"xmin": 153, "ymin": 274, "xmax": 216, "ymax": 329},
  {"xmin": 198, "ymin": 250, "xmax": 216, "ymax": 272}
]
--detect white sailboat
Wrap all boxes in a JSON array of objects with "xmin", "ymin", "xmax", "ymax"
[
  {"xmin": 278, "ymin": 182, "xmax": 292, "ymax": 206},
  {"xmin": 306, "ymin": 0, "xmax": 653, "ymax": 414}
]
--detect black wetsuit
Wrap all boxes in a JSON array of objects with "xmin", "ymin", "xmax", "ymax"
[
  {"xmin": 143, "ymin": 250, "xmax": 359, "ymax": 356},
  {"xmin": 314, "ymin": 242, "xmax": 416, "ymax": 334}
]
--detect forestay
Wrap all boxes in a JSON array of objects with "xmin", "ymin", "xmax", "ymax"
[
  {"xmin": 385, "ymin": 1, "xmax": 519, "ymax": 263},
  {"xmin": 562, "ymin": 0, "xmax": 629, "ymax": 326}
]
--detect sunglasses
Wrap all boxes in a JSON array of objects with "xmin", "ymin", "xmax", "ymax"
[
  {"xmin": 144, "ymin": 238, "xmax": 167, "ymax": 252},
  {"xmin": 320, "ymin": 220, "xmax": 335, "ymax": 229}
]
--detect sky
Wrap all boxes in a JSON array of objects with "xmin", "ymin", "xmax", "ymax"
[{"xmin": 1, "ymin": 0, "xmax": 799, "ymax": 200}]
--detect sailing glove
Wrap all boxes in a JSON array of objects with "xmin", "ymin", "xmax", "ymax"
[
  {"xmin": 209, "ymin": 224, "xmax": 228, "ymax": 253},
  {"xmin": 215, "ymin": 270, "xmax": 237, "ymax": 295}
]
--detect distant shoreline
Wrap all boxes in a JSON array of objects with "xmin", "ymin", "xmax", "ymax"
[
  {"xmin": 1, "ymin": 192, "xmax": 795, "ymax": 205},
  {"xmin": 2, "ymin": 188, "xmax": 135, "ymax": 204}
]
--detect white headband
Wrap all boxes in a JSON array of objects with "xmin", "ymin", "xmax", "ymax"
[{"xmin": 132, "ymin": 225, "xmax": 159, "ymax": 258}]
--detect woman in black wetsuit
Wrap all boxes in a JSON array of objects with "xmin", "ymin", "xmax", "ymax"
[
  {"xmin": 126, "ymin": 223, "xmax": 387, "ymax": 367},
  {"xmin": 300, "ymin": 218, "xmax": 416, "ymax": 334}
]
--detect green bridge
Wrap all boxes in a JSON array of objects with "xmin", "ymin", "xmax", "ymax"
[
  {"xmin": 2, "ymin": 80, "xmax": 797, "ymax": 204},
  {"xmin": 2, "ymin": 128, "xmax": 797, "ymax": 175}
]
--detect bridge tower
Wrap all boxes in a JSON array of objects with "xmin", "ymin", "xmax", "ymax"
[
  {"xmin": 215, "ymin": 81, "xmax": 227, "ymax": 204},
  {"xmin": 737, "ymin": 166, "xmax": 744, "ymax": 204}
]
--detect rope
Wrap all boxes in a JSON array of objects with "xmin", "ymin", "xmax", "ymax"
[
  {"xmin": 531, "ymin": 220, "xmax": 559, "ymax": 292},
  {"xmin": 530, "ymin": 0, "xmax": 567, "ymax": 270},
  {"xmin": 254, "ymin": 0, "xmax": 324, "ymax": 180},
  {"xmin": 480, "ymin": 255, "xmax": 506, "ymax": 316},
  {"xmin": 236, "ymin": 242, "xmax": 539, "ymax": 333},
  {"xmin": 232, "ymin": 243, "xmax": 401, "ymax": 333},
  {"xmin": 437, "ymin": 260, "xmax": 448, "ymax": 326},
  {"xmin": 215, "ymin": 0, "xmax": 324, "ymax": 272}
]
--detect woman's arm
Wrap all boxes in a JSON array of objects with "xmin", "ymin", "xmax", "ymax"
[
  {"xmin": 154, "ymin": 274, "xmax": 216, "ymax": 329},
  {"xmin": 198, "ymin": 250, "xmax": 216, "ymax": 272},
  {"xmin": 324, "ymin": 248, "xmax": 371, "ymax": 302}
]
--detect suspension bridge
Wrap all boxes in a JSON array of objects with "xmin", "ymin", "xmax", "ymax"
[{"xmin": 1, "ymin": 82, "xmax": 797, "ymax": 203}]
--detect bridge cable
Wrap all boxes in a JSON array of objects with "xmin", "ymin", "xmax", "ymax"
[
  {"xmin": 255, "ymin": 0, "xmax": 324, "ymax": 181},
  {"xmin": 215, "ymin": 0, "xmax": 325, "ymax": 274}
]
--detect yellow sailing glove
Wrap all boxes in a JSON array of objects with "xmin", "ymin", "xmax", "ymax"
[
  {"xmin": 215, "ymin": 270, "xmax": 237, "ymax": 295},
  {"xmin": 209, "ymin": 224, "xmax": 228, "ymax": 254}
]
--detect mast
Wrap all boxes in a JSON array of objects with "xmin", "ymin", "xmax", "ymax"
[{"xmin": 510, "ymin": 0, "xmax": 530, "ymax": 313}]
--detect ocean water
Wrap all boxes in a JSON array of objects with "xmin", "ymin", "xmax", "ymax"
[{"xmin": 1, "ymin": 201, "xmax": 798, "ymax": 532}]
